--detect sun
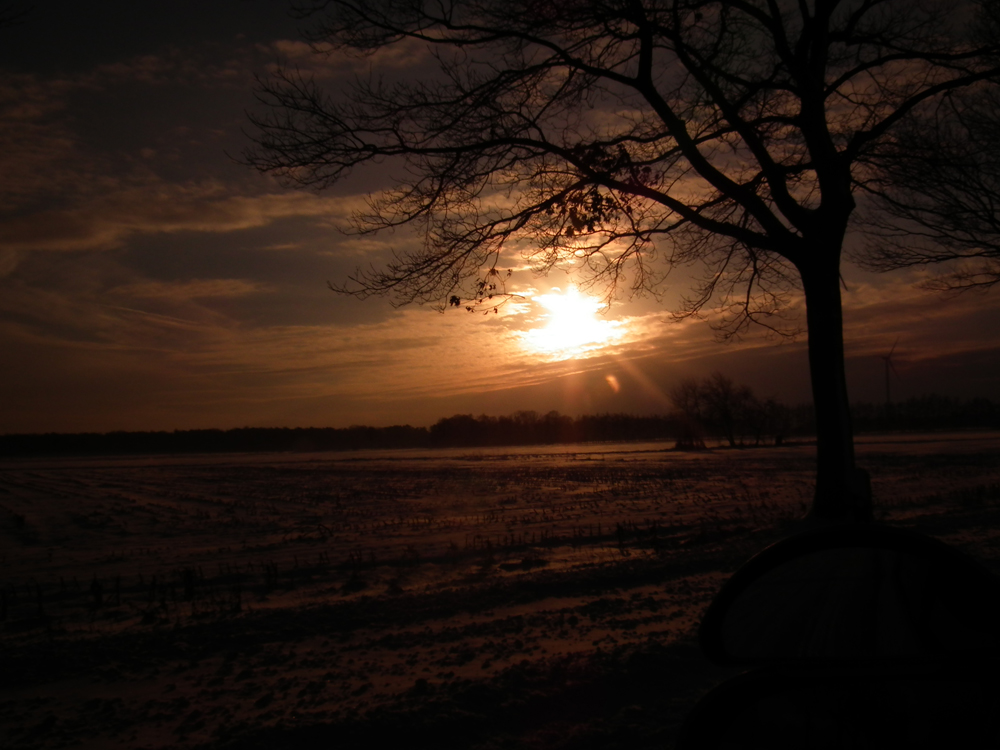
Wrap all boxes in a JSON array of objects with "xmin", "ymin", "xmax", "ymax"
[{"xmin": 522, "ymin": 287, "xmax": 622, "ymax": 357}]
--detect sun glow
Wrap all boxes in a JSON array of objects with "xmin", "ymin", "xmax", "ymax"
[{"xmin": 523, "ymin": 287, "xmax": 623, "ymax": 357}]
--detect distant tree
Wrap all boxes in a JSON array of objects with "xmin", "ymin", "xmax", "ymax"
[
  {"xmin": 669, "ymin": 379, "xmax": 705, "ymax": 423},
  {"xmin": 756, "ymin": 397, "xmax": 792, "ymax": 446},
  {"xmin": 699, "ymin": 372, "xmax": 754, "ymax": 447},
  {"xmin": 246, "ymin": 0, "xmax": 1000, "ymax": 520},
  {"xmin": 670, "ymin": 372, "xmax": 788, "ymax": 447},
  {"xmin": 512, "ymin": 410, "xmax": 540, "ymax": 428},
  {"xmin": 429, "ymin": 414, "xmax": 481, "ymax": 445},
  {"xmin": 668, "ymin": 378, "xmax": 708, "ymax": 450}
]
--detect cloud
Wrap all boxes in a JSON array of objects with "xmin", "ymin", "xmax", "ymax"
[
  {"xmin": 258, "ymin": 36, "xmax": 436, "ymax": 79},
  {"xmin": 73, "ymin": 43, "xmax": 266, "ymax": 90},
  {"xmin": 0, "ymin": 60, "xmax": 247, "ymax": 222},
  {"xmin": 0, "ymin": 68, "xmax": 378, "ymax": 264},
  {"xmin": 0, "ymin": 37, "xmax": 318, "ymax": 215},
  {"xmin": 0, "ymin": 63, "xmax": 380, "ymax": 255},
  {"xmin": 840, "ymin": 274, "xmax": 1000, "ymax": 360},
  {"xmin": 112, "ymin": 278, "xmax": 268, "ymax": 301},
  {"xmin": 0, "ymin": 74, "xmax": 99, "ymax": 212},
  {"xmin": 0, "ymin": 277, "xmax": 224, "ymax": 353},
  {"xmin": 0, "ymin": 184, "xmax": 367, "ymax": 252},
  {"xmin": 0, "ymin": 249, "xmax": 19, "ymax": 277}
]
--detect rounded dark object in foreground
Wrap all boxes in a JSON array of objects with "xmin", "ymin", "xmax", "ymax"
[
  {"xmin": 677, "ymin": 663, "xmax": 1000, "ymax": 749},
  {"xmin": 698, "ymin": 523, "xmax": 1000, "ymax": 667}
]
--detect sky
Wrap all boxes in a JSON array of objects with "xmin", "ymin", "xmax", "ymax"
[{"xmin": 2, "ymin": 1, "xmax": 1000, "ymax": 435}]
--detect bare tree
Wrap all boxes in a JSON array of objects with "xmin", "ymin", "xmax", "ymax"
[
  {"xmin": 669, "ymin": 377, "xmax": 708, "ymax": 449},
  {"xmin": 245, "ymin": 0, "xmax": 1000, "ymax": 520},
  {"xmin": 859, "ymin": 0, "xmax": 1000, "ymax": 290},
  {"xmin": 669, "ymin": 378, "xmax": 705, "ymax": 422},
  {"xmin": 699, "ymin": 372, "xmax": 753, "ymax": 447},
  {"xmin": 670, "ymin": 372, "xmax": 789, "ymax": 446},
  {"xmin": 860, "ymin": 82, "xmax": 1000, "ymax": 290},
  {"xmin": 744, "ymin": 395, "xmax": 792, "ymax": 446}
]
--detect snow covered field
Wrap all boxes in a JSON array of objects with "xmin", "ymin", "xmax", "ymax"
[{"xmin": 2, "ymin": 434, "xmax": 999, "ymax": 749}]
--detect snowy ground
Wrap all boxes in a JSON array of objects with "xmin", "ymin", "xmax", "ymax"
[{"xmin": 2, "ymin": 433, "xmax": 999, "ymax": 749}]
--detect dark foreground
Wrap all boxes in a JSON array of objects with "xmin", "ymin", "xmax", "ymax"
[{"xmin": 2, "ymin": 435, "xmax": 999, "ymax": 748}]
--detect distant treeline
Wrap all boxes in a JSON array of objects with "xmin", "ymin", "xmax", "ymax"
[
  {"xmin": 2, "ymin": 395, "xmax": 999, "ymax": 458},
  {"xmin": 850, "ymin": 395, "xmax": 1000, "ymax": 433},
  {"xmin": 774, "ymin": 396, "xmax": 1000, "ymax": 436},
  {"xmin": 0, "ymin": 413, "xmax": 679, "ymax": 458},
  {"xmin": 428, "ymin": 411, "xmax": 681, "ymax": 446}
]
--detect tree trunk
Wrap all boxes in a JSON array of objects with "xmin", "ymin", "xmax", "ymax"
[{"xmin": 798, "ymin": 253, "xmax": 873, "ymax": 522}]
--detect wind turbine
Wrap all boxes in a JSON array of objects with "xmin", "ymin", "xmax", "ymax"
[{"xmin": 881, "ymin": 338, "xmax": 901, "ymax": 407}]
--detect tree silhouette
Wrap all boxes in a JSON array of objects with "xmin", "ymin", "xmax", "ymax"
[
  {"xmin": 246, "ymin": 0, "xmax": 1000, "ymax": 520},
  {"xmin": 861, "ymin": 81, "xmax": 1000, "ymax": 290},
  {"xmin": 669, "ymin": 372, "xmax": 789, "ymax": 446},
  {"xmin": 859, "ymin": 0, "xmax": 1000, "ymax": 290}
]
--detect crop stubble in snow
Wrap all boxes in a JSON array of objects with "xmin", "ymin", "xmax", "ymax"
[{"xmin": 1, "ymin": 435, "xmax": 1000, "ymax": 748}]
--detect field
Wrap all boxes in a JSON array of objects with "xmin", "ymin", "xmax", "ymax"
[{"xmin": 2, "ymin": 434, "xmax": 1000, "ymax": 749}]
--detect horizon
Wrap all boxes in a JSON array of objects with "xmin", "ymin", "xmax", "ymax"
[{"xmin": 4, "ymin": 391, "xmax": 996, "ymax": 442}]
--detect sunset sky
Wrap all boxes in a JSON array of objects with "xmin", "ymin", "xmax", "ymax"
[{"xmin": 3, "ymin": 1, "xmax": 1000, "ymax": 435}]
